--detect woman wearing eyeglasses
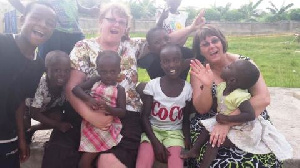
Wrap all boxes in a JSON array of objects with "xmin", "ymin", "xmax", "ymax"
[
  {"xmin": 57, "ymin": 3, "xmax": 205, "ymax": 168},
  {"xmin": 188, "ymin": 25, "xmax": 282, "ymax": 167}
]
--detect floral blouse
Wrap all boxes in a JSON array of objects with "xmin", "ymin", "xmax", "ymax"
[
  {"xmin": 26, "ymin": 74, "xmax": 65, "ymax": 112},
  {"xmin": 70, "ymin": 38, "xmax": 144, "ymax": 112}
]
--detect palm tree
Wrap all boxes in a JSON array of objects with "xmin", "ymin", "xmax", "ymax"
[
  {"xmin": 211, "ymin": 2, "xmax": 231, "ymax": 21},
  {"xmin": 266, "ymin": 1, "xmax": 294, "ymax": 21},
  {"xmin": 128, "ymin": 0, "xmax": 156, "ymax": 19},
  {"xmin": 238, "ymin": 0, "xmax": 264, "ymax": 21}
]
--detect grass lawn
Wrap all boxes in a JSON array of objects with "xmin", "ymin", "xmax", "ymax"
[{"xmin": 89, "ymin": 33, "xmax": 300, "ymax": 88}]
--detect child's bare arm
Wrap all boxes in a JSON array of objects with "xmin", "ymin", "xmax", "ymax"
[
  {"xmin": 30, "ymin": 107, "xmax": 72, "ymax": 132},
  {"xmin": 182, "ymin": 101, "xmax": 192, "ymax": 149},
  {"xmin": 216, "ymin": 100, "xmax": 256, "ymax": 124},
  {"xmin": 142, "ymin": 95, "xmax": 169, "ymax": 163},
  {"xmin": 15, "ymin": 101, "xmax": 30, "ymax": 162},
  {"xmin": 72, "ymin": 76, "xmax": 100, "ymax": 101},
  {"xmin": 72, "ymin": 76, "xmax": 101, "ymax": 109},
  {"xmin": 156, "ymin": 8, "xmax": 169, "ymax": 28},
  {"xmin": 103, "ymin": 85, "xmax": 126, "ymax": 118}
]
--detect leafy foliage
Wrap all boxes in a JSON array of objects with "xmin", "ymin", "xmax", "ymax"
[
  {"xmin": 223, "ymin": 9, "xmax": 244, "ymax": 21},
  {"xmin": 238, "ymin": 0, "xmax": 264, "ymax": 21},
  {"xmin": 128, "ymin": 0, "xmax": 156, "ymax": 19},
  {"xmin": 204, "ymin": 8, "xmax": 221, "ymax": 21},
  {"xmin": 266, "ymin": 1, "xmax": 294, "ymax": 22},
  {"xmin": 289, "ymin": 9, "xmax": 300, "ymax": 21}
]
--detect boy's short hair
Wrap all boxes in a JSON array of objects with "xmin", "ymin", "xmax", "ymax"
[
  {"xmin": 235, "ymin": 60, "xmax": 260, "ymax": 89},
  {"xmin": 146, "ymin": 27, "xmax": 166, "ymax": 43},
  {"xmin": 24, "ymin": 1, "xmax": 55, "ymax": 16},
  {"xmin": 96, "ymin": 50, "xmax": 121, "ymax": 66},
  {"xmin": 160, "ymin": 44, "xmax": 182, "ymax": 58},
  {"xmin": 45, "ymin": 50, "xmax": 70, "ymax": 68}
]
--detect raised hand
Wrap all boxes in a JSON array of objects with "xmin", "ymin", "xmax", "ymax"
[
  {"xmin": 160, "ymin": 8, "xmax": 169, "ymax": 21},
  {"xmin": 190, "ymin": 59, "xmax": 214, "ymax": 87},
  {"xmin": 190, "ymin": 9, "xmax": 206, "ymax": 31}
]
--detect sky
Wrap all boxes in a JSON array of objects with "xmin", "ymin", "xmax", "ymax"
[
  {"xmin": 1, "ymin": 0, "xmax": 299, "ymax": 10},
  {"xmin": 155, "ymin": 0, "xmax": 300, "ymax": 10}
]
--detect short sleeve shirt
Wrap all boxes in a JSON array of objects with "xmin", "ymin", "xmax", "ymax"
[
  {"xmin": 216, "ymin": 82, "xmax": 251, "ymax": 115},
  {"xmin": 143, "ymin": 77, "xmax": 192, "ymax": 130},
  {"xmin": 70, "ymin": 38, "xmax": 144, "ymax": 112},
  {"xmin": 156, "ymin": 10, "xmax": 188, "ymax": 34},
  {"xmin": 26, "ymin": 74, "xmax": 65, "ymax": 112}
]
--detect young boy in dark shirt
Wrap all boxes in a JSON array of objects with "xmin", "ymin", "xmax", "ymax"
[
  {"xmin": 137, "ymin": 27, "xmax": 193, "ymax": 80},
  {"xmin": 0, "ymin": 2, "xmax": 56, "ymax": 167}
]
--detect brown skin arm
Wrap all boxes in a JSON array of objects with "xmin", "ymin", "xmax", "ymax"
[
  {"xmin": 15, "ymin": 101, "xmax": 30, "ymax": 162},
  {"xmin": 72, "ymin": 76, "xmax": 102, "ymax": 110},
  {"xmin": 156, "ymin": 8, "xmax": 169, "ymax": 28},
  {"xmin": 66, "ymin": 70, "xmax": 113, "ymax": 129},
  {"xmin": 216, "ymin": 100, "xmax": 256, "ymax": 124},
  {"xmin": 103, "ymin": 85, "xmax": 126, "ymax": 118},
  {"xmin": 182, "ymin": 101, "xmax": 192, "ymax": 149},
  {"xmin": 8, "ymin": 0, "xmax": 25, "ymax": 14},
  {"xmin": 141, "ymin": 95, "xmax": 170, "ymax": 163},
  {"xmin": 30, "ymin": 107, "xmax": 72, "ymax": 133}
]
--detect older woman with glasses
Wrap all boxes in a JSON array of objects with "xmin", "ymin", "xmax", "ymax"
[
  {"xmin": 62, "ymin": 3, "xmax": 205, "ymax": 168},
  {"xmin": 188, "ymin": 25, "xmax": 282, "ymax": 167}
]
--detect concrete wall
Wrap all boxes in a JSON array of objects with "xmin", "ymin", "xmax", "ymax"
[
  {"xmin": 2, "ymin": 16, "xmax": 300, "ymax": 35},
  {"xmin": 79, "ymin": 19, "xmax": 300, "ymax": 35}
]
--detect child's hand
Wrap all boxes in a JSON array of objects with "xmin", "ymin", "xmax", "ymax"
[
  {"xmin": 86, "ymin": 98, "xmax": 100, "ymax": 110},
  {"xmin": 57, "ymin": 122, "xmax": 73, "ymax": 133},
  {"xmin": 18, "ymin": 138, "xmax": 30, "ymax": 162},
  {"xmin": 184, "ymin": 137, "xmax": 191, "ymax": 150},
  {"xmin": 216, "ymin": 114, "xmax": 230, "ymax": 124},
  {"xmin": 152, "ymin": 140, "xmax": 170, "ymax": 163},
  {"xmin": 97, "ymin": 99, "xmax": 109, "ymax": 111},
  {"xmin": 160, "ymin": 8, "xmax": 169, "ymax": 21}
]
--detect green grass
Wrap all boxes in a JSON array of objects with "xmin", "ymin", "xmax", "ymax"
[{"xmin": 91, "ymin": 33, "xmax": 300, "ymax": 87}]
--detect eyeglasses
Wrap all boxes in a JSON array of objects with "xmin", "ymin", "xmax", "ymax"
[
  {"xmin": 104, "ymin": 18, "xmax": 127, "ymax": 27},
  {"xmin": 200, "ymin": 38, "xmax": 220, "ymax": 47}
]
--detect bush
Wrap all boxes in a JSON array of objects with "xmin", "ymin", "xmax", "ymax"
[
  {"xmin": 205, "ymin": 8, "xmax": 221, "ymax": 21},
  {"xmin": 224, "ymin": 9, "xmax": 244, "ymax": 21},
  {"xmin": 289, "ymin": 8, "xmax": 300, "ymax": 21}
]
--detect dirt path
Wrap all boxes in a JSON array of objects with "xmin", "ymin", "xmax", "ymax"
[{"xmin": 267, "ymin": 87, "xmax": 300, "ymax": 159}]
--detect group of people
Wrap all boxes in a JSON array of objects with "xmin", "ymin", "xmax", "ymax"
[{"xmin": 0, "ymin": 0, "xmax": 293, "ymax": 168}]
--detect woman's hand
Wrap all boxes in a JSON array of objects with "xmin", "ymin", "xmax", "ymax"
[
  {"xmin": 190, "ymin": 59, "xmax": 213, "ymax": 87},
  {"xmin": 210, "ymin": 123, "xmax": 230, "ymax": 147}
]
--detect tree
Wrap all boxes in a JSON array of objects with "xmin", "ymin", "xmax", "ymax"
[
  {"xmin": 224, "ymin": 9, "xmax": 244, "ymax": 22},
  {"xmin": 204, "ymin": 8, "xmax": 221, "ymax": 21},
  {"xmin": 211, "ymin": 2, "xmax": 231, "ymax": 21},
  {"xmin": 127, "ymin": 0, "xmax": 156, "ymax": 19},
  {"xmin": 238, "ymin": 0, "xmax": 264, "ymax": 21},
  {"xmin": 184, "ymin": 6, "xmax": 200, "ymax": 21},
  {"xmin": 289, "ymin": 8, "xmax": 300, "ymax": 21},
  {"xmin": 266, "ymin": 1, "xmax": 294, "ymax": 21}
]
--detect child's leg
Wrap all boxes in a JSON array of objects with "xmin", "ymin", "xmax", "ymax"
[
  {"xmin": 180, "ymin": 128, "xmax": 210, "ymax": 159},
  {"xmin": 167, "ymin": 146, "xmax": 184, "ymax": 168},
  {"xmin": 136, "ymin": 142, "xmax": 155, "ymax": 168},
  {"xmin": 200, "ymin": 137, "xmax": 235, "ymax": 168},
  {"xmin": 79, "ymin": 152, "xmax": 99, "ymax": 168}
]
